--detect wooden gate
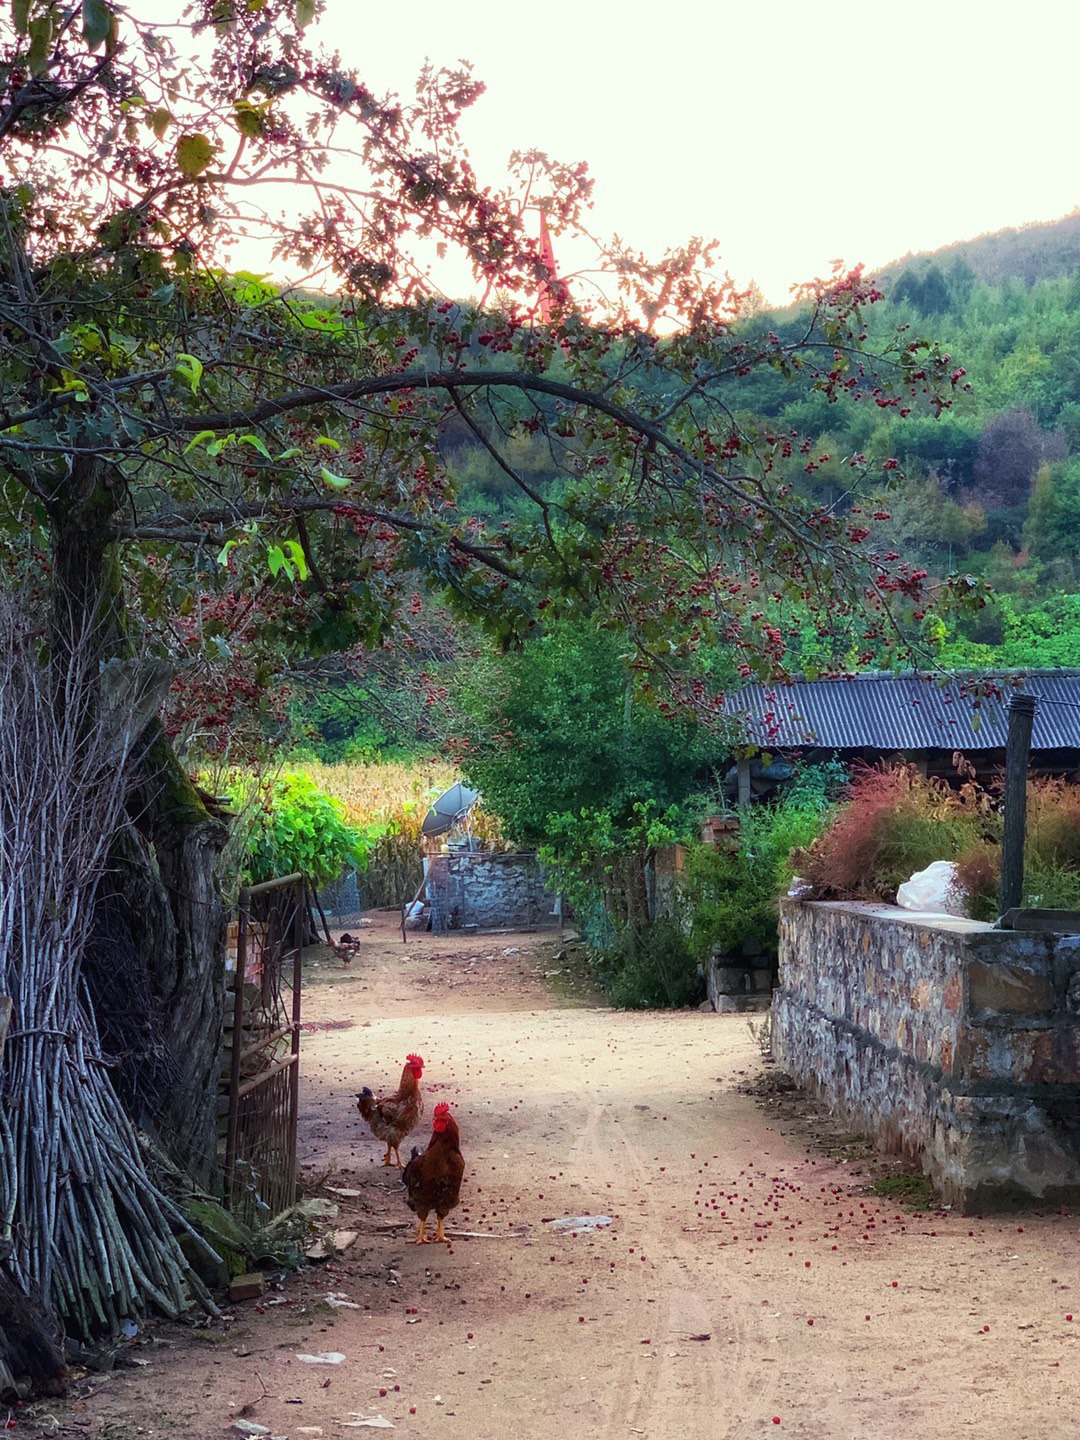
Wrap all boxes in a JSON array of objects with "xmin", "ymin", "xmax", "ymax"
[{"xmin": 224, "ymin": 874, "xmax": 304, "ymax": 1227}]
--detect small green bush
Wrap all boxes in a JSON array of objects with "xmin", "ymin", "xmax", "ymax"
[
  {"xmin": 234, "ymin": 770, "xmax": 384, "ymax": 888},
  {"xmin": 541, "ymin": 768, "xmax": 840, "ymax": 1005},
  {"xmin": 683, "ymin": 766, "xmax": 838, "ymax": 960},
  {"xmin": 596, "ymin": 918, "xmax": 701, "ymax": 1010}
]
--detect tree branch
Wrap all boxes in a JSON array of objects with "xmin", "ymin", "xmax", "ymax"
[
  {"xmin": 165, "ymin": 368, "xmax": 822, "ymax": 553},
  {"xmin": 118, "ymin": 497, "xmax": 524, "ymax": 580}
]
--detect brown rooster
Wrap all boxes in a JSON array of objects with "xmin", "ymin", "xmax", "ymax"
[
  {"xmin": 402, "ymin": 1102, "xmax": 464, "ymax": 1244},
  {"xmin": 356, "ymin": 1053, "xmax": 424, "ymax": 1167}
]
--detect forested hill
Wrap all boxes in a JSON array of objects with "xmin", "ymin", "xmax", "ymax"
[
  {"xmin": 444, "ymin": 206, "xmax": 1080, "ymax": 676},
  {"xmin": 877, "ymin": 209, "xmax": 1080, "ymax": 292},
  {"xmin": 767, "ymin": 209, "xmax": 1080, "ymax": 667}
]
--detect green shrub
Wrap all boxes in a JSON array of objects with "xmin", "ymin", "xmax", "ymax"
[
  {"xmin": 232, "ymin": 770, "xmax": 385, "ymax": 888},
  {"xmin": 952, "ymin": 841, "xmax": 1000, "ymax": 920},
  {"xmin": 457, "ymin": 620, "xmax": 727, "ymax": 848},
  {"xmin": 682, "ymin": 767, "xmax": 838, "ymax": 960},
  {"xmin": 541, "ymin": 803, "xmax": 699, "ymax": 1006},
  {"xmin": 1027, "ymin": 777, "xmax": 1080, "ymax": 870},
  {"xmin": 595, "ymin": 918, "xmax": 701, "ymax": 1010}
]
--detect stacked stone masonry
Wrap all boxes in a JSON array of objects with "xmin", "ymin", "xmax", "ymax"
[
  {"xmin": 426, "ymin": 852, "xmax": 560, "ymax": 933},
  {"xmin": 774, "ymin": 899, "xmax": 1080, "ymax": 1212}
]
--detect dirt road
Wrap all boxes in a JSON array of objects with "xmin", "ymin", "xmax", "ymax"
[{"xmin": 71, "ymin": 915, "xmax": 1080, "ymax": 1440}]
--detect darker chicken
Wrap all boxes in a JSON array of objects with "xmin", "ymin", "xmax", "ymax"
[{"xmin": 402, "ymin": 1102, "xmax": 464, "ymax": 1244}]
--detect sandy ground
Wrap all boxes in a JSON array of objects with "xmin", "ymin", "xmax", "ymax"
[{"xmin": 31, "ymin": 912, "xmax": 1080, "ymax": 1440}]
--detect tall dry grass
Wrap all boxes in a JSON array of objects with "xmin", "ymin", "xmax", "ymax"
[
  {"xmin": 797, "ymin": 763, "xmax": 993, "ymax": 903},
  {"xmin": 299, "ymin": 759, "xmax": 504, "ymax": 907}
]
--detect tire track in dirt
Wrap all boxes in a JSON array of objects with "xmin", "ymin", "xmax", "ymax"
[{"xmin": 566, "ymin": 1080, "xmax": 775, "ymax": 1440}]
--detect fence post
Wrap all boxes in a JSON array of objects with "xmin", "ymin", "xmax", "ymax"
[{"xmin": 999, "ymin": 693, "xmax": 1037, "ymax": 916}]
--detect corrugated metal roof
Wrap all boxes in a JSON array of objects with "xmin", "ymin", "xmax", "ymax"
[{"xmin": 723, "ymin": 671, "xmax": 1080, "ymax": 752}]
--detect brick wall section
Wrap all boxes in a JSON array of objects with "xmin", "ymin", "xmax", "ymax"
[
  {"xmin": 773, "ymin": 900, "xmax": 1080, "ymax": 1212},
  {"xmin": 426, "ymin": 852, "xmax": 560, "ymax": 933}
]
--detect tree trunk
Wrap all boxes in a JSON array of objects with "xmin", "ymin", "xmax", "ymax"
[
  {"xmin": 126, "ymin": 732, "xmax": 228, "ymax": 1186},
  {"xmin": 50, "ymin": 472, "xmax": 229, "ymax": 1186},
  {"xmin": 0, "ymin": 1254, "xmax": 67, "ymax": 1398}
]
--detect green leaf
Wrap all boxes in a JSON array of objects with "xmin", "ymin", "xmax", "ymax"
[
  {"xmin": 174, "ymin": 352, "xmax": 204, "ymax": 395},
  {"xmin": 315, "ymin": 436, "xmax": 340, "ymax": 450},
  {"xmin": 296, "ymin": 0, "xmax": 316, "ymax": 28},
  {"xmin": 184, "ymin": 429, "xmax": 216, "ymax": 453},
  {"xmin": 12, "ymin": 0, "xmax": 30, "ymax": 38},
  {"xmin": 266, "ymin": 544, "xmax": 293, "ymax": 580},
  {"xmin": 238, "ymin": 433, "xmax": 271, "ymax": 459},
  {"xmin": 176, "ymin": 132, "xmax": 214, "ymax": 180},
  {"xmin": 233, "ymin": 101, "xmax": 264, "ymax": 138},
  {"xmin": 151, "ymin": 106, "xmax": 172, "ymax": 141},
  {"xmin": 283, "ymin": 539, "xmax": 310, "ymax": 581},
  {"xmin": 275, "ymin": 447, "xmax": 303, "ymax": 461},
  {"xmin": 320, "ymin": 466, "xmax": 352, "ymax": 490},
  {"xmin": 216, "ymin": 539, "xmax": 238, "ymax": 565},
  {"xmin": 82, "ymin": 0, "xmax": 111, "ymax": 50},
  {"xmin": 27, "ymin": 13, "xmax": 52, "ymax": 75}
]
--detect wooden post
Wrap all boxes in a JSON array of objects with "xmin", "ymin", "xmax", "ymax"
[{"xmin": 999, "ymin": 693, "xmax": 1037, "ymax": 916}]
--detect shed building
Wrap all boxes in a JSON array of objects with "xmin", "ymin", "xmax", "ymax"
[{"xmin": 722, "ymin": 670, "xmax": 1080, "ymax": 800}]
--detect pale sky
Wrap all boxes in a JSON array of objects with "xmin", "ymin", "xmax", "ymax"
[{"xmin": 312, "ymin": 0, "xmax": 1080, "ymax": 304}]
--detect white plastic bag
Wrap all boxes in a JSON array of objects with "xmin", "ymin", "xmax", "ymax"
[{"xmin": 895, "ymin": 860, "xmax": 964, "ymax": 916}]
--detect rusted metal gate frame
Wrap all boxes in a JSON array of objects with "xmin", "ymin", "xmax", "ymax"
[{"xmin": 224, "ymin": 873, "xmax": 304, "ymax": 1223}]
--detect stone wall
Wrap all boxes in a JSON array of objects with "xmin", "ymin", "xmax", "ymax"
[
  {"xmin": 426, "ymin": 852, "xmax": 560, "ymax": 933},
  {"xmin": 773, "ymin": 899, "xmax": 1080, "ymax": 1212}
]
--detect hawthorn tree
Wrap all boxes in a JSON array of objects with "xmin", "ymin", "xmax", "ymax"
[{"xmin": 0, "ymin": 0, "xmax": 972, "ymax": 1343}]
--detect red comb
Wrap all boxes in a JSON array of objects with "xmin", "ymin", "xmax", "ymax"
[
  {"xmin": 407, "ymin": 1053, "xmax": 423, "ymax": 1066},
  {"xmin": 434, "ymin": 1102, "xmax": 451, "ymax": 1116}
]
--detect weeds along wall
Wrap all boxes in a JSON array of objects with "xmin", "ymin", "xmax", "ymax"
[{"xmin": 774, "ymin": 899, "xmax": 1080, "ymax": 1212}]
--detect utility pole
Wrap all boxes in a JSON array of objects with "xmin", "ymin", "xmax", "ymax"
[{"xmin": 999, "ymin": 693, "xmax": 1037, "ymax": 916}]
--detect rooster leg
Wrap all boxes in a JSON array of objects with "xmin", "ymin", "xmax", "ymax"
[
  {"xmin": 433, "ymin": 1217, "xmax": 449, "ymax": 1244},
  {"xmin": 381, "ymin": 1144, "xmax": 393, "ymax": 1166},
  {"xmin": 410, "ymin": 1217, "xmax": 428, "ymax": 1244},
  {"xmin": 392, "ymin": 1145, "xmax": 404, "ymax": 1168}
]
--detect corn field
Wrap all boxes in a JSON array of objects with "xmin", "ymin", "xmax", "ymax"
[{"xmin": 299, "ymin": 760, "xmax": 504, "ymax": 908}]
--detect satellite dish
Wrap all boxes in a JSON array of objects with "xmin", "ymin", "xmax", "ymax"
[{"xmin": 421, "ymin": 782, "xmax": 480, "ymax": 838}]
